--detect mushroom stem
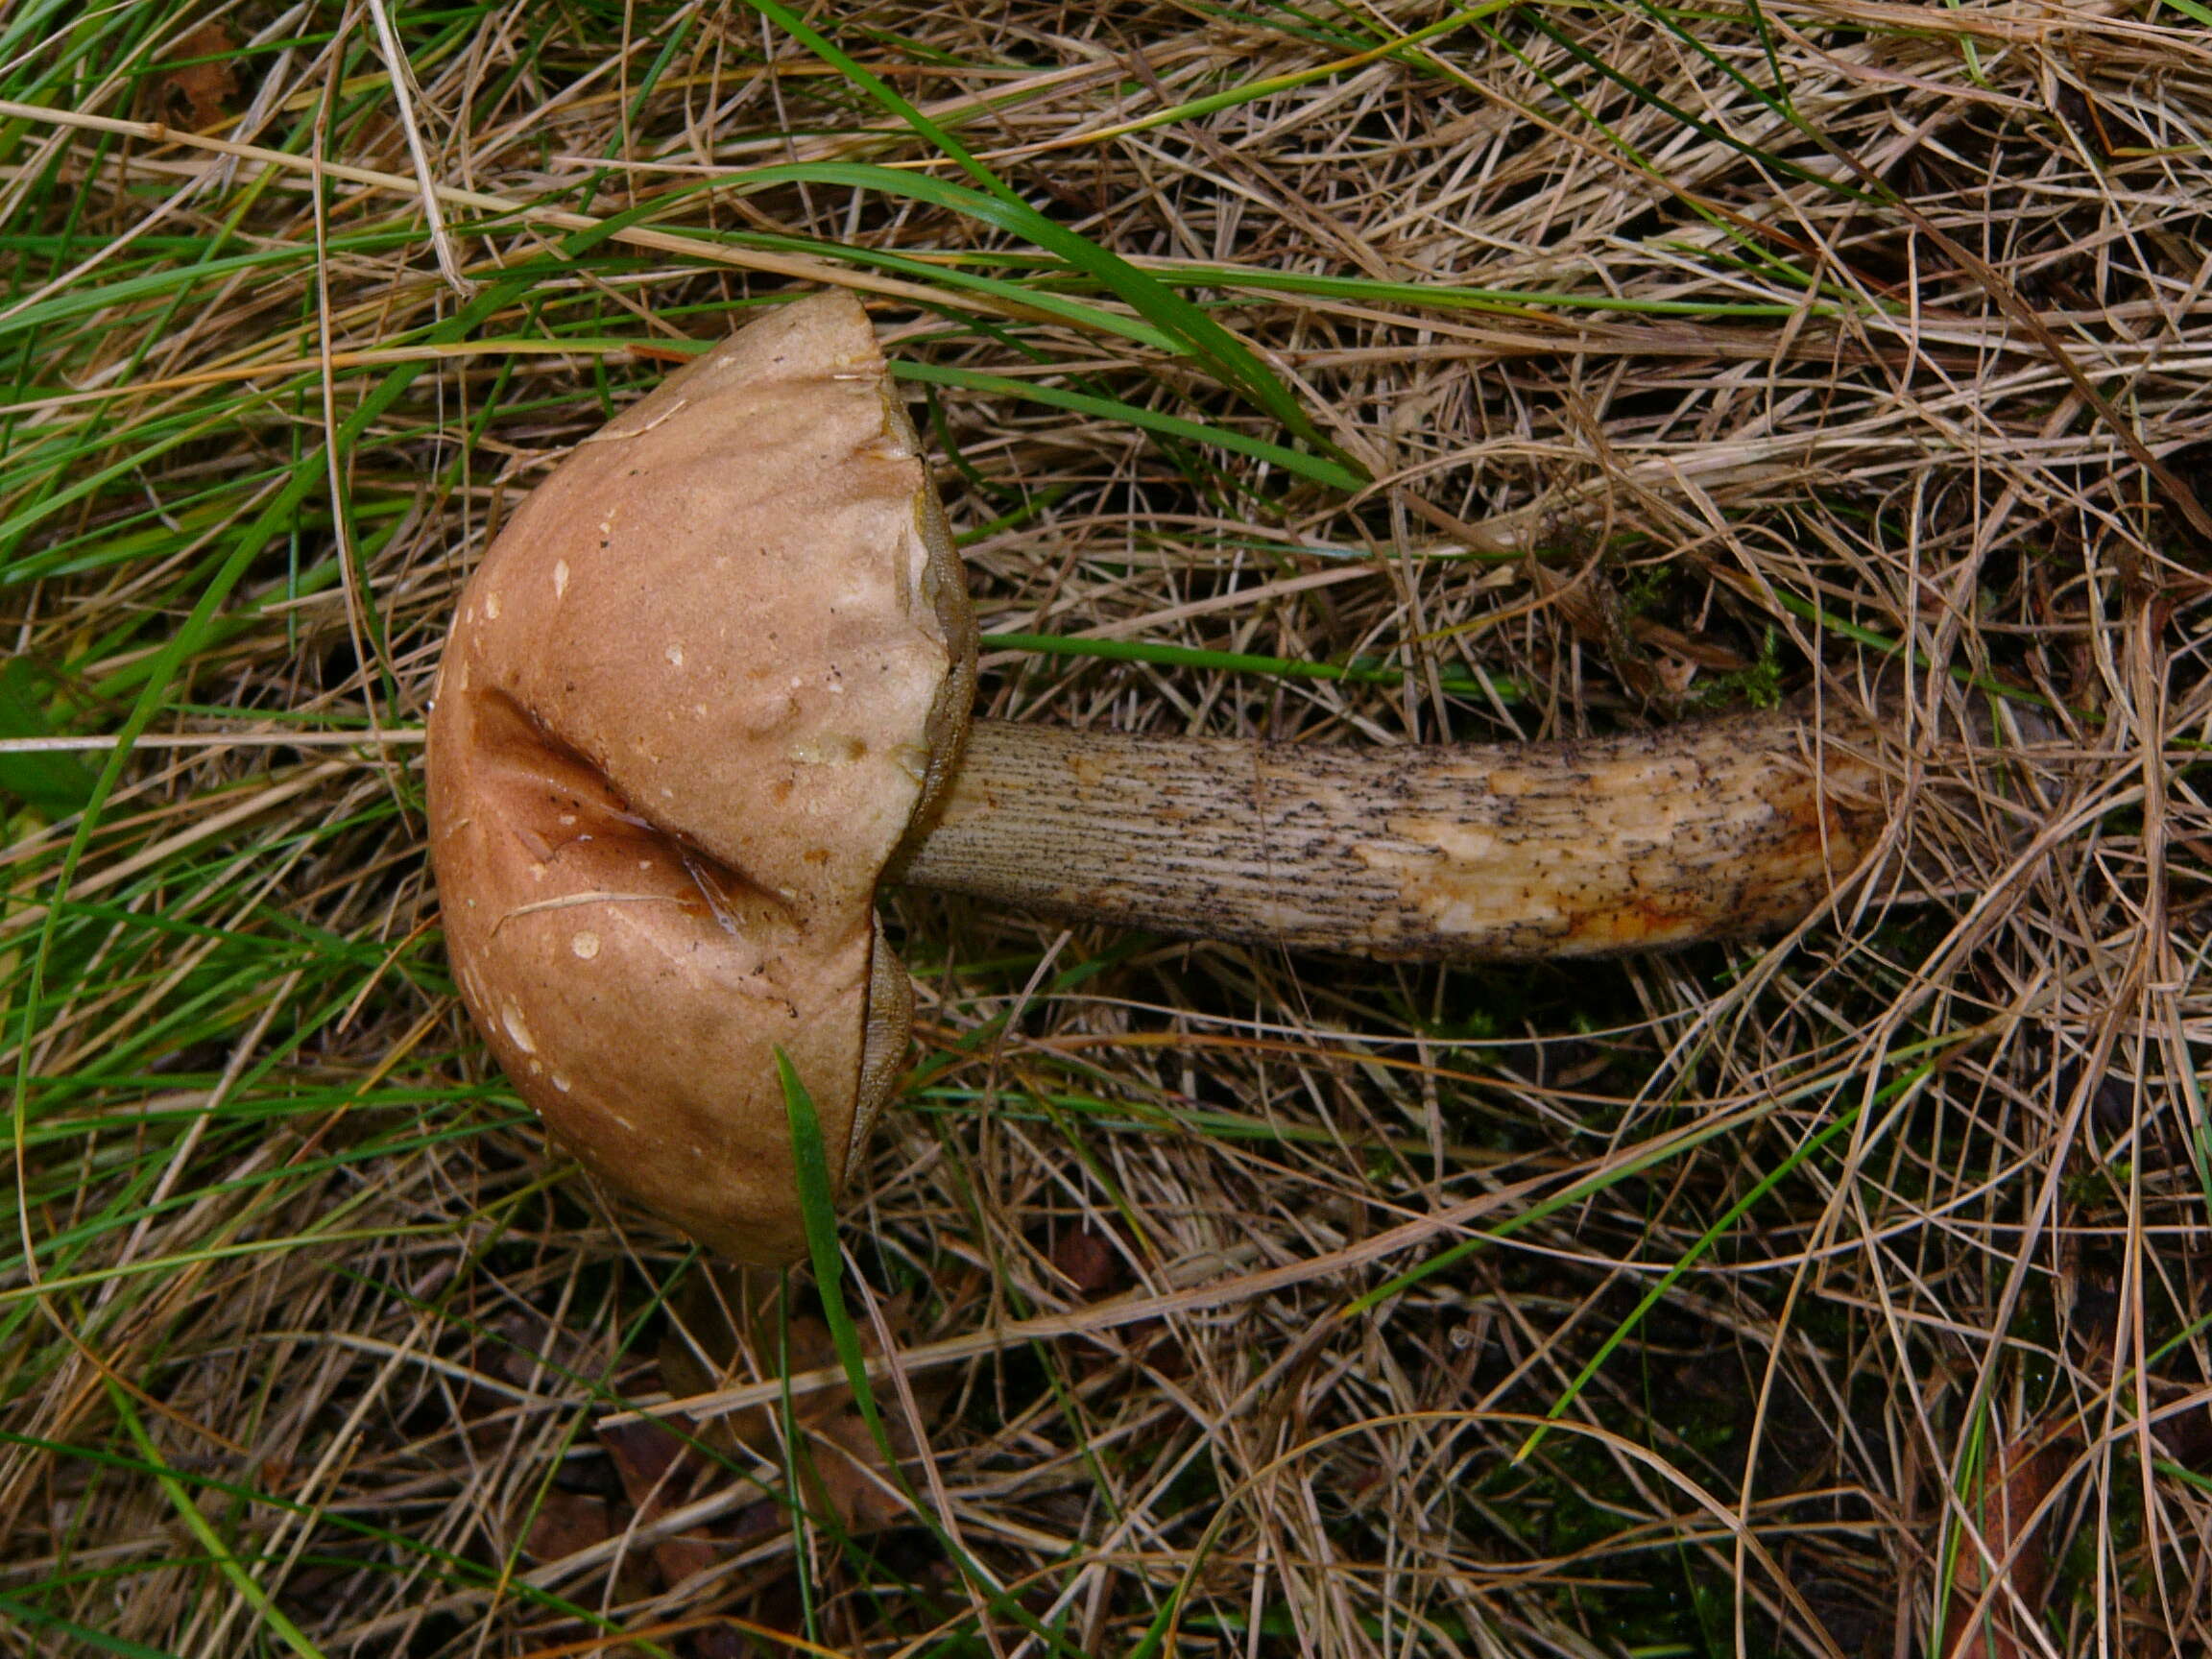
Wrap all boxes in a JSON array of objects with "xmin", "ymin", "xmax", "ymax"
[{"xmin": 894, "ymin": 712, "xmax": 1887, "ymax": 959}]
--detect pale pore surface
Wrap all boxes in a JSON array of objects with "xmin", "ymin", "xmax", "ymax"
[{"xmin": 427, "ymin": 292, "xmax": 963, "ymax": 1262}]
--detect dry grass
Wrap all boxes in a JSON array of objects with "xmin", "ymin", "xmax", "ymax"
[{"xmin": 3, "ymin": 2, "xmax": 2210, "ymax": 1655}]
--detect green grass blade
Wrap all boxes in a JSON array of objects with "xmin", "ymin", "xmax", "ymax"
[
  {"xmin": 894, "ymin": 359, "xmax": 1364, "ymax": 491},
  {"xmin": 105, "ymin": 1382, "xmax": 329, "ymax": 1659},
  {"xmin": 724, "ymin": 159, "xmax": 1363, "ymax": 474},
  {"xmin": 0, "ymin": 1591, "xmax": 183, "ymax": 1659}
]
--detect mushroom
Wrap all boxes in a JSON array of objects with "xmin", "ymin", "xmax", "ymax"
[{"xmin": 426, "ymin": 290, "xmax": 1888, "ymax": 1263}]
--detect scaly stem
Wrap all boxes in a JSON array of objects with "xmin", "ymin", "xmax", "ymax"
[{"xmin": 894, "ymin": 712, "xmax": 1887, "ymax": 959}]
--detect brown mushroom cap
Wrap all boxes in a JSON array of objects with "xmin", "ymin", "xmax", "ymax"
[{"xmin": 427, "ymin": 291, "xmax": 974, "ymax": 1264}]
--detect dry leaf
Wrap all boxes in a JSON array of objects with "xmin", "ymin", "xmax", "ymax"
[
  {"xmin": 1939, "ymin": 1430, "xmax": 2067, "ymax": 1659},
  {"xmin": 722, "ymin": 1308, "xmax": 919, "ymax": 1534},
  {"xmin": 659, "ymin": 1264, "xmax": 944, "ymax": 1537},
  {"xmin": 601, "ymin": 1418, "xmax": 721, "ymax": 1589},
  {"xmin": 1050, "ymin": 1226, "xmax": 1124, "ymax": 1297},
  {"xmin": 521, "ymin": 1489, "xmax": 615, "ymax": 1564},
  {"xmin": 159, "ymin": 24, "xmax": 237, "ymax": 131}
]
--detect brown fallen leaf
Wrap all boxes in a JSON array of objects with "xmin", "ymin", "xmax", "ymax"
[
  {"xmin": 1050, "ymin": 1226, "xmax": 1125, "ymax": 1297},
  {"xmin": 686, "ymin": 1623, "xmax": 750, "ymax": 1659},
  {"xmin": 158, "ymin": 23, "xmax": 238, "ymax": 131},
  {"xmin": 659, "ymin": 1264, "xmax": 944, "ymax": 1536},
  {"xmin": 726, "ymin": 1306, "xmax": 917, "ymax": 1534},
  {"xmin": 601, "ymin": 1418, "xmax": 721, "ymax": 1589},
  {"xmin": 1939, "ymin": 1428, "xmax": 2068, "ymax": 1659},
  {"xmin": 520, "ymin": 1489, "xmax": 615, "ymax": 1565}
]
